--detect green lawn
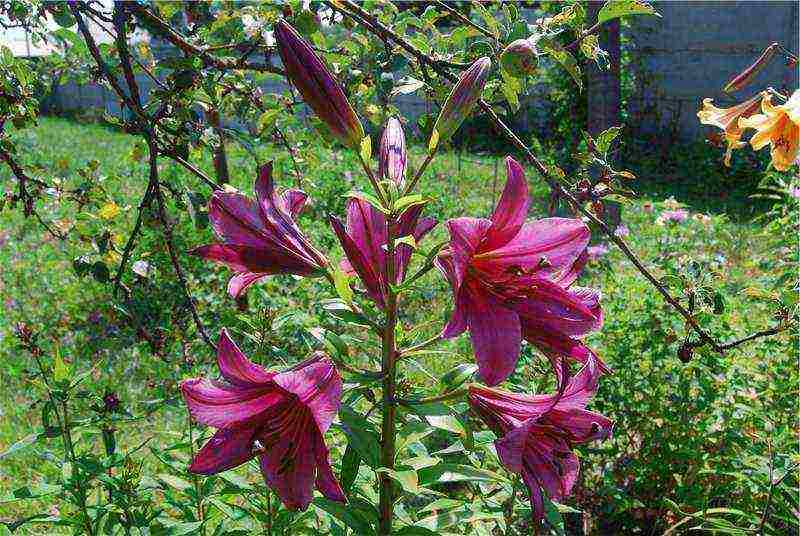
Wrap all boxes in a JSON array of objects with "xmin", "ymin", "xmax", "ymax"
[{"xmin": 0, "ymin": 117, "xmax": 796, "ymax": 534}]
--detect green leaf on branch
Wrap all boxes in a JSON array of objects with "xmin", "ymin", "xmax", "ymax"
[
  {"xmin": 53, "ymin": 350, "xmax": 71, "ymax": 384},
  {"xmin": 428, "ymin": 129, "xmax": 440, "ymax": 154},
  {"xmin": 541, "ymin": 43, "xmax": 582, "ymax": 91},
  {"xmin": 597, "ymin": 0, "xmax": 660, "ymax": 24},
  {"xmin": 439, "ymin": 363, "xmax": 477, "ymax": 390},
  {"xmin": 391, "ymin": 77, "xmax": 426, "ymax": 97},
  {"xmin": 393, "ymin": 194, "xmax": 428, "ymax": 214},
  {"xmin": 338, "ymin": 407, "xmax": 381, "ymax": 469},
  {"xmin": 594, "ymin": 125, "xmax": 622, "ymax": 155},
  {"xmin": 394, "ymin": 235, "xmax": 418, "ymax": 251},
  {"xmin": 344, "ymin": 191, "xmax": 389, "ymax": 214},
  {"xmin": 320, "ymin": 299, "xmax": 372, "ymax": 327},
  {"xmin": 330, "ymin": 265, "xmax": 354, "ymax": 305},
  {"xmin": 313, "ymin": 497, "xmax": 375, "ymax": 535},
  {"xmin": 339, "ymin": 444, "xmax": 361, "ymax": 494},
  {"xmin": 473, "ymin": 2, "xmax": 499, "ymax": 37},
  {"xmin": 419, "ymin": 463, "xmax": 509, "ymax": 485},
  {"xmin": 360, "ymin": 135, "xmax": 372, "ymax": 163}
]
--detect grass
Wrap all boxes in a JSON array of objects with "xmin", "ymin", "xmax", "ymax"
[{"xmin": 0, "ymin": 116, "xmax": 796, "ymax": 534}]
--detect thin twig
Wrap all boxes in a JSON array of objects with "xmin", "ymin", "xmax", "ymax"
[
  {"xmin": 0, "ymin": 143, "xmax": 66, "ymax": 240},
  {"xmin": 565, "ymin": 21, "xmax": 603, "ymax": 51},
  {"xmin": 130, "ymin": 4, "xmax": 284, "ymax": 75},
  {"xmin": 113, "ymin": 182, "xmax": 153, "ymax": 297},
  {"xmin": 147, "ymin": 138, "xmax": 216, "ymax": 351},
  {"xmin": 433, "ymin": 0, "xmax": 494, "ymax": 39}
]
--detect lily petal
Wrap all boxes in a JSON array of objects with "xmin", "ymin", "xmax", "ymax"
[
  {"xmin": 479, "ymin": 218, "xmax": 590, "ymax": 276},
  {"xmin": 181, "ymin": 378, "xmax": 284, "ymax": 428},
  {"xmin": 188, "ymin": 426, "xmax": 257, "ymax": 475},
  {"xmin": 217, "ymin": 329, "xmax": 275, "ymax": 387},
  {"xmin": 486, "ymin": 156, "xmax": 530, "ymax": 249},
  {"xmin": 466, "ymin": 293, "xmax": 521, "ymax": 386}
]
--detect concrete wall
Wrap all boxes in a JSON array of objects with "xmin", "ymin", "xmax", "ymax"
[
  {"xmin": 627, "ymin": 0, "xmax": 799, "ymax": 140},
  {"xmin": 40, "ymin": 2, "xmax": 800, "ymax": 142}
]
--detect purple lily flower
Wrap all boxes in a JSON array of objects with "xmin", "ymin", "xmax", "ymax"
[
  {"xmin": 469, "ymin": 354, "xmax": 613, "ymax": 522},
  {"xmin": 181, "ymin": 330, "xmax": 345, "ymax": 511},
  {"xmin": 275, "ymin": 20, "xmax": 364, "ymax": 149},
  {"xmin": 435, "ymin": 156, "xmax": 604, "ymax": 386},
  {"xmin": 190, "ymin": 163, "xmax": 328, "ymax": 298},
  {"xmin": 330, "ymin": 199, "xmax": 436, "ymax": 308},
  {"xmin": 378, "ymin": 117, "xmax": 407, "ymax": 187}
]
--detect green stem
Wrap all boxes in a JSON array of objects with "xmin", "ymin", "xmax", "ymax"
[
  {"xmin": 378, "ymin": 215, "xmax": 399, "ymax": 535},
  {"xmin": 187, "ymin": 410, "xmax": 205, "ymax": 534},
  {"xmin": 403, "ymin": 149, "xmax": 436, "ymax": 196},
  {"xmin": 265, "ymin": 488, "xmax": 273, "ymax": 536},
  {"xmin": 359, "ymin": 153, "xmax": 389, "ymax": 207}
]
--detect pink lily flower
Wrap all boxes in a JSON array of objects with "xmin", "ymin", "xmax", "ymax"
[
  {"xmin": 181, "ymin": 330, "xmax": 345, "ymax": 511},
  {"xmin": 190, "ymin": 163, "xmax": 328, "ymax": 298},
  {"xmin": 330, "ymin": 199, "xmax": 436, "ymax": 308},
  {"xmin": 436, "ymin": 156, "xmax": 603, "ymax": 386},
  {"xmin": 469, "ymin": 354, "xmax": 613, "ymax": 521}
]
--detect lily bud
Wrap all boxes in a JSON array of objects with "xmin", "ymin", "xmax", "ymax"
[
  {"xmin": 378, "ymin": 117, "xmax": 406, "ymax": 187},
  {"xmin": 274, "ymin": 20, "xmax": 364, "ymax": 149},
  {"xmin": 500, "ymin": 38, "xmax": 539, "ymax": 78},
  {"xmin": 432, "ymin": 57, "xmax": 491, "ymax": 145},
  {"xmin": 723, "ymin": 42, "xmax": 778, "ymax": 93}
]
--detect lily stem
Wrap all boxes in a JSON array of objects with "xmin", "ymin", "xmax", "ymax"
[
  {"xmin": 404, "ymin": 149, "xmax": 436, "ymax": 196},
  {"xmin": 378, "ymin": 214, "xmax": 399, "ymax": 535}
]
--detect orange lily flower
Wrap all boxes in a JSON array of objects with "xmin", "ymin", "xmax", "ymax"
[
  {"xmin": 697, "ymin": 92, "xmax": 766, "ymax": 166},
  {"xmin": 739, "ymin": 90, "xmax": 800, "ymax": 171}
]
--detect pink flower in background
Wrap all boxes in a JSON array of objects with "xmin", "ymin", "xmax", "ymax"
[
  {"xmin": 789, "ymin": 186, "xmax": 800, "ymax": 199},
  {"xmin": 469, "ymin": 354, "xmax": 612, "ymax": 521},
  {"xmin": 181, "ymin": 330, "xmax": 345, "ymax": 511},
  {"xmin": 436, "ymin": 157, "xmax": 602, "ymax": 386},
  {"xmin": 586, "ymin": 244, "xmax": 609, "ymax": 261},
  {"xmin": 613, "ymin": 225, "xmax": 629, "ymax": 238},
  {"xmin": 378, "ymin": 117, "xmax": 406, "ymax": 187},
  {"xmin": 190, "ymin": 163, "xmax": 328, "ymax": 298},
  {"xmin": 658, "ymin": 209, "xmax": 690, "ymax": 224},
  {"xmin": 330, "ymin": 198, "xmax": 436, "ymax": 308}
]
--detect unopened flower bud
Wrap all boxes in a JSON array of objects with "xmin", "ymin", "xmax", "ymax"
[
  {"xmin": 103, "ymin": 392, "xmax": 120, "ymax": 412},
  {"xmin": 723, "ymin": 42, "xmax": 778, "ymax": 93},
  {"xmin": 500, "ymin": 39, "xmax": 539, "ymax": 78},
  {"xmin": 275, "ymin": 20, "xmax": 364, "ymax": 149},
  {"xmin": 378, "ymin": 117, "xmax": 406, "ymax": 187},
  {"xmin": 432, "ymin": 57, "xmax": 492, "ymax": 146},
  {"xmin": 677, "ymin": 343, "xmax": 693, "ymax": 363}
]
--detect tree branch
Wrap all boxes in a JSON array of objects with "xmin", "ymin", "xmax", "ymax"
[{"xmin": 130, "ymin": 4, "xmax": 284, "ymax": 75}]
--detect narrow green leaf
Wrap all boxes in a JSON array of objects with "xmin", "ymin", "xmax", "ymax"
[
  {"xmin": 542, "ymin": 44, "xmax": 582, "ymax": 91},
  {"xmin": 360, "ymin": 135, "xmax": 372, "ymax": 163},
  {"xmin": 340, "ymin": 444, "xmax": 361, "ymax": 493},
  {"xmin": 330, "ymin": 265, "xmax": 353, "ymax": 304},
  {"xmin": 597, "ymin": 0, "xmax": 660, "ymax": 24},
  {"xmin": 313, "ymin": 497, "xmax": 375, "ymax": 535},
  {"xmin": 338, "ymin": 407, "xmax": 381, "ymax": 469}
]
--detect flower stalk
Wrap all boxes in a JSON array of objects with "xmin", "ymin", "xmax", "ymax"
[{"xmin": 378, "ymin": 212, "xmax": 399, "ymax": 535}]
